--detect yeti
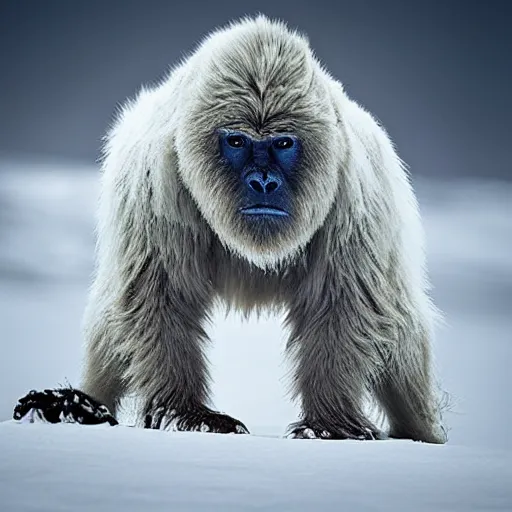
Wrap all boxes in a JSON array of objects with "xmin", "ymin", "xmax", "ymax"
[{"xmin": 80, "ymin": 16, "xmax": 446, "ymax": 443}]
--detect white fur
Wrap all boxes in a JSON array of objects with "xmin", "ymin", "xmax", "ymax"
[{"xmin": 82, "ymin": 15, "xmax": 446, "ymax": 443}]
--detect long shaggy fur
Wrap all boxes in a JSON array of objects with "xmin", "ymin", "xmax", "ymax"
[{"xmin": 82, "ymin": 15, "xmax": 447, "ymax": 443}]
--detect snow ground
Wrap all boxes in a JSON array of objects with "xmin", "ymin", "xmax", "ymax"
[
  {"xmin": 1, "ymin": 421, "xmax": 510, "ymax": 512},
  {"xmin": 0, "ymin": 158, "xmax": 511, "ymax": 510}
]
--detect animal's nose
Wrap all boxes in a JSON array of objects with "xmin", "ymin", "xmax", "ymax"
[{"xmin": 244, "ymin": 170, "xmax": 282, "ymax": 194}]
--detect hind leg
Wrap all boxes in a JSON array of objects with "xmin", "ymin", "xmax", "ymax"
[{"xmin": 375, "ymin": 333, "xmax": 446, "ymax": 444}]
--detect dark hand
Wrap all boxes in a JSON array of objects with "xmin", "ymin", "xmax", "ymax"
[
  {"xmin": 144, "ymin": 405, "xmax": 249, "ymax": 434},
  {"xmin": 287, "ymin": 419, "xmax": 386, "ymax": 440}
]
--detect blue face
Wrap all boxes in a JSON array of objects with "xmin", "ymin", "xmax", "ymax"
[{"xmin": 218, "ymin": 129, "xmax": 301, "ymax": 220}]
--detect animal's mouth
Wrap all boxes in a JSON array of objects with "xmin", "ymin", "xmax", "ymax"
[{"xmin": 239, "ymin": 205, "xmax": 289, "ymax": 217}]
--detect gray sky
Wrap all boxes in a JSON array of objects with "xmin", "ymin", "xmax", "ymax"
[{"xmin": 1, "ymin": 0, "xmax": 511, "ymax": 180}]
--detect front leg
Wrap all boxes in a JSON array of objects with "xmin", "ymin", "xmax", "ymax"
[
  {"xmin": 130, "ymin": 258, "xmax": 249, "ymax": 434},
  {"xmin": 285, "ymin": 298, "xmax": 385, "ymax": 441},
  {"xmin": 84, "ymin": 252, "xmax": 248, "ymax": 435}
]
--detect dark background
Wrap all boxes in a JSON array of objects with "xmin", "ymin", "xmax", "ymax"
[{"xmin": 1, "ymin": 0, "xmax": 511, "ymax": 180}]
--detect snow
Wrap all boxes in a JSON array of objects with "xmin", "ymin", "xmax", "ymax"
[
  {"xmin": 1, "ymin": 422, "xmax": 510, "ymax": 511},
  {"xmin": 0, "ymin": 158, "xmax": 511, "ymax": 510}
]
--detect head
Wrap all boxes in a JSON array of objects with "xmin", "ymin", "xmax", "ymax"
[{"xmin": 175, "ymin": 16, "xmax": 344, "ymax": 269}]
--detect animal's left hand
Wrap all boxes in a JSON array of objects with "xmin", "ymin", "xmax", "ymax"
[{"xmin": 13, "ymin": 388, "xmax": 118, "ymax": 426}]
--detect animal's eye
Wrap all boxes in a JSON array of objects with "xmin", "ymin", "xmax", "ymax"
[
  {"xmin": 227, "ymin": 135, "xmax": 245, "ymax": 148},
  {"xmin": 273, "ymin": 137, "xmax": 294, "ymax": 150}
]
